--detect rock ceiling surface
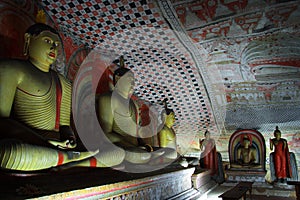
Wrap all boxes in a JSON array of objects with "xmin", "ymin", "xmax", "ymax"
[{"xmin": 39, "ymin": 0, "xmax": 300, "ymax": 148}]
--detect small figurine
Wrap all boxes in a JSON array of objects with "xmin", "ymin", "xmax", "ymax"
[{"xmin": 236, "ymin": 135, "xmax": 257, "ymax": 166}]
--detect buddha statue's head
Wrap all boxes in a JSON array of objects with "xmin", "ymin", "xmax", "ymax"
[
  {"xmin": 162, "ymin": 98, "xmax": 175, "ymax": 127},
  {"xmin": 243, "ymin": 138, "xmax": 251, "ymax": 148},
  {"xmin": 204, "ymin": 130, "xmax": 210, "ymax": 139},
  {"xmin": 24, "ymin": 23, "xmax": 60, "ymax": 72},
  {"xmin": 273, "ymin": 126, "xmax": 281, "ymax": 140},
  {"xmin": 113, "ymin": 56, "xmax": 135, "ymax": 98}
]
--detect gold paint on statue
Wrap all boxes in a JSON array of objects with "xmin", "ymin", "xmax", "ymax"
[
  {"xmin": 97, "ymin": 60, "xmax": 156, "ymax": 164},
  {"xmin": 0, "ymin": 23, "xmax": 125, "ymax": 170}
]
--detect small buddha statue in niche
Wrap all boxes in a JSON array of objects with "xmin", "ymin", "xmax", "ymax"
[{"xmin": 236, "ymin": 136, "xmax": 257, "ymax": 166}]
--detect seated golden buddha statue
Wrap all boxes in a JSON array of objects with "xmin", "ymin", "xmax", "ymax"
[
  {"xmin": 148, "ymin": 99, "xmax": 178, "ymax": 165},
  {"xmin": 0, "ymin": 23, "xmax": 125, "ymax": 171},
  {"xmin": 97, "ymin": 58, "xmax": 165, "ymax": 164},
  {"xmin": 231, "ymin": 136, "xmax": 260, "ymax": 168},
  {"xmin": 157, "ymin": 99, "xmax": 178, "ymax": 159},
  {"xmin": 0, "ymin": 23, "xmax": 75, "ymax": 148}
]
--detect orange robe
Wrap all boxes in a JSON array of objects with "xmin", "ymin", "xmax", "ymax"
[
  {"xmin": 200, "ymin": 139, "xmax": 218, "ymax": 175},
  {"xmin": 272, "ymin": 138, "xmax": 292, "ymax": 179}
]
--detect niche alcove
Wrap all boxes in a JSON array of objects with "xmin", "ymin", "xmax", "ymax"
[{"xmin": 226, "ymin": 129, "xmax": 267, "ymax": 182}]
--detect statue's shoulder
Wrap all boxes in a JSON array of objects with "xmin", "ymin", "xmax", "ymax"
[
  {"xmin": 271, "ymin": 138, "xmax": 276, "ymax": 142},
  {"xmin": 0, "ymin": 59, "xmax": 29, "ymax": 75},
  {"xmin": 281, "ymin": 138, "xmax": 287, "ymax": 143},
  {"xmin": 250, "ymin": 146, "xmax": 257, "ymax": 151},
  {"xmin": 98, "ymin": 92, "xmax": 113, "ymax": 101},
  {"xmin": 0, "ymin": 59, "xmax": 27, "ymax": 68},
  {"xmin": 160, "ymin": 126, "xmax": 169, "ymax": 133}
]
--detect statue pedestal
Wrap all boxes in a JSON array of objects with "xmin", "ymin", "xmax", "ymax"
[
  {"xmin": 0, "ymin": 167, "xmax": 197, "ymax": 199},
  {"xmin": 192, "ymin": 168, "xmax": 217, "ymax": 194},
  {"xmin": 226, "ymin": 169, "xmax": 266, "ymax": 182}
]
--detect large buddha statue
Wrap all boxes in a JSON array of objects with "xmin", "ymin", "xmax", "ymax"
[
  {"xmin": 0, "ymin": 23, "xmax": 75, "ymax": 148},
  {"xmin": 0, "ymin": 23, "xmax": 125, "ymax": 171},
  {"xmin": 97, "ymin": 57, "xmax": 163, "ymax": 164}
]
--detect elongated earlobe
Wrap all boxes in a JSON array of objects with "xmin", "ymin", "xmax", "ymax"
[{"xmin": 23, "ymin": 33, "xmax": 31, "ymax": 56}]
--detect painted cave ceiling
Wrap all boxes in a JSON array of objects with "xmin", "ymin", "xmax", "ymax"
[{"xmin": 1, "ymin": 0, "xmax": 300, "ymax": 148}]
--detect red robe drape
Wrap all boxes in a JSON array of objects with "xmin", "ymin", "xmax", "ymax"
[
  {"xmin": 272, "ymin": 138, "xmax": 292, "ymax": 179},
  {"xmin": 200, "ymin": 139, "xmax": 218, "ymax": 175}
]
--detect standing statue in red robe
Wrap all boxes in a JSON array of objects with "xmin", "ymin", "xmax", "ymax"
[
  {"xmin": 200, "ymin": 130, "xmax": 218, "ymax": 176},
  {"xmin": 270, "ymin": 126, "xmax": 292, "ymax": 184}
]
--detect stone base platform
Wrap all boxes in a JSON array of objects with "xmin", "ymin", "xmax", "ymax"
[
  {"xmin": 226, "ymin": 169, "xmax": 266, "ymax": 182},
  {"xmin": 0, "ymin": 166, "xmax": 197, "ymax": 200},
  {"xmin": 192, "ymin": 168, "xmax": 217, "ymax": 194},
  {"xmin": 221, "ymin": 181, "xmax": 296, "ymax": 198}
]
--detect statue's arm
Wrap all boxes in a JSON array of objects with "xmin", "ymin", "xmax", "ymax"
[
  {"xmin": 0, "ymin": 61, "xmax": 22, "ymax": 117},
  {"xmin": 270, "ymin": 138, "xmax": 273, "ymax": 151},
  {"xmin": 237, "ymin": 148, "xmax": 242, "ymax": 161},
  {"xmin": 199, "ymin": 139, "xmax": 203, "ymax": 150},
  {"xmin": 283, "ymin": 139, "xmax": 287, "ymax": 150},
  {"xmin": 250, "ymin": 149, "xmax": 256, "ymax": 163},
  {"xmin": 158, "ymin": 128, "xmax": 168, "ymax": 147},
  {"xmin": 57, "ymin": 74, "xmax": 72, "ymax": 126},
  {"xmin": 98, "ymin": 95, "xmax": 114, "ymax": 135}
]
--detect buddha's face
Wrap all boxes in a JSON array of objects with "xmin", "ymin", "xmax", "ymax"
[
  {"xmin": 115, "ymin": 72, "xmax": 135, "ymax": 97},
  {"xmin": 274, "ymin": 131, "xmax": 281, "ymax": 140},
  {"xmin": 165, "ymin": 112, "xmax": 175, "ymax": 127},
  {"xmin": 28, "ymin": 31, "xmax": 60, "ymax": 71},
  {"xmin": 205, "ymin": 132, "xmax": 210, "ymax": 139},
  {"xmin": 243, "ymin": 139, "xmax": 250, "ymax": 148}
]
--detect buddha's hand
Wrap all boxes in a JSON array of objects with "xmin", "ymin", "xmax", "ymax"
[
  {"xmin": 56, "ymin": 125, "xmax": 77, "ymax": 149},
  {"xmin": 138, "ymin": 125, "xmax": 154, "ymax": 138},
  {"xmin": 67, "ymin": 149, "xmax": 99, "ymax": 161},
  {"xmin": 47, "ymin": 126, "xmax": 77, "ymax": 149},
  {"xmin": 48, "ymin": 139, "xmax": 77, "ymax": 149}
]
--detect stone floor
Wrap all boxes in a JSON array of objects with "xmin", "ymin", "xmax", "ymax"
[{"xmin": 199, "ymin": 181, "xmax": 297, "ymax": 200}]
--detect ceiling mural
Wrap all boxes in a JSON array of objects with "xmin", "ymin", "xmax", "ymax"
[
  {"xmin": 41, "ymin": 0, "xmax": 221, "ymax": 151},
  {"xmin": 0, "ymin": 0, "xmax": 300, "ymax": 156}
]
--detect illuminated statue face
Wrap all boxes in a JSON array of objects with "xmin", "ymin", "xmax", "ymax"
[
  {"xmin": 243, "ymin": 139, "xmax": 250, "ymax": 148},
  {"xmin": 274, "ymin": 131, "xmax": 281, "ymax": 140},
  {"xmin": 204, "ymin": 131, "xmax": 211, "ymax": 139},
  {"xmin": 114, "ymin": 72, "xmax": 135, "ymax": 97},
  {"xmin": 165, "ymin": 112, "xmax": 175, "ymax": 127},
  {"xmin": 28, "ymin": 31, "xmax": 60, "ymax": 71}
]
